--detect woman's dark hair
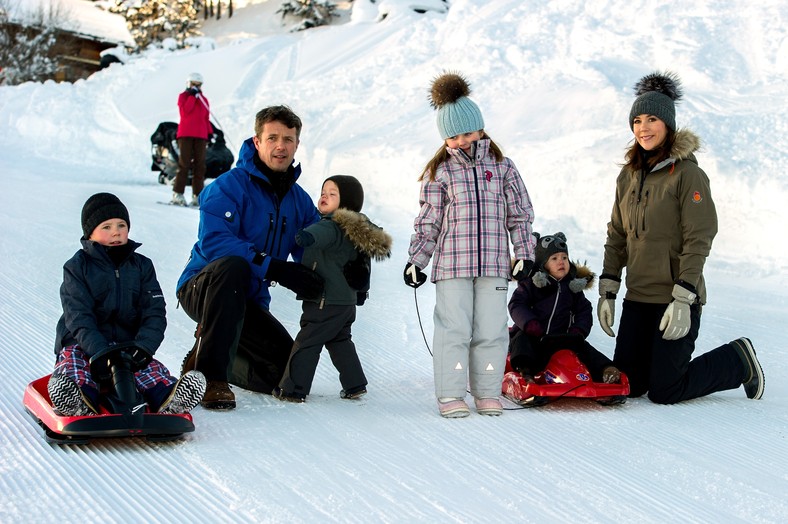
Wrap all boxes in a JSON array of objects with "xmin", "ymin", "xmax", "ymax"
[{"xmin": 623, "ymin": 127, "xmax": 676, "ymax": 172}]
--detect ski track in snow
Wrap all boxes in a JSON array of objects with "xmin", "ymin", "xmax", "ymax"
[
  {"xmin": 2, "ymin": 169, "xmax": 786, "ymax": 521},
  {"xmin": 2, "ymin": 0, "xmax": 788, "ymax": 521}
]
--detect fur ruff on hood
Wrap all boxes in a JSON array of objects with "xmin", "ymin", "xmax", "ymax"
[
  {"xmin": 531, "ymin": 261, "xmax": 595, "ymax": 293},
  {"xmin": 332, "ymin": 208, "xmax": 392, "ymax": 261},
  {"xmin": 669, "ymin": 129, "xmax": 701, "ymax": 161}
]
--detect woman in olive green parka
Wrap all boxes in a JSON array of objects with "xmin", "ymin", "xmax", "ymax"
[{"xmin": 597, "ymin": 71, "xmax": 764, "ymax": 404}]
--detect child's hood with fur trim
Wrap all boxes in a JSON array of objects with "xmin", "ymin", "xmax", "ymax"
[
  {"xmin": 332, "ymin": 208, "xmax": 392, "ymax": 261},
  {"xmin": 531, "ymin": 261, "xmax": 596, "ymax": 293}
]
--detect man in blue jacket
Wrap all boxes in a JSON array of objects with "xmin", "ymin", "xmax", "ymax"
[{"xmin": 177, "ymin": 105, "xmax": 323, "ymax": 409}]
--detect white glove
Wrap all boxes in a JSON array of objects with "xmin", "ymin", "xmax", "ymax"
[
  {"xmin": 597, "ymin": 277, "xmax": 621, "ymax": 337},
  {"xmin": 659, "ymin": 284, "xmax": 697, "ymax": 340}
]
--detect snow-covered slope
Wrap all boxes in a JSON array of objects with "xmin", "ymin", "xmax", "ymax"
[{"xmin": 1, "ymin": 1, "xmax": 786, "ymax": 521}]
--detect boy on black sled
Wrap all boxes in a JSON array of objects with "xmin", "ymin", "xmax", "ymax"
[{"xmin": 29, "ymin": 194, "xmax": 206, "ymax": 442}]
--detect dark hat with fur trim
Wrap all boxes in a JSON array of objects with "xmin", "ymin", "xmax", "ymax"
[
  {"xmin": 325, "ymin": 175, "xmax": 364, "ymax": 213},
  {"xmin": 429, "ymin": 71, "xmax": 485, "ymax": 139},
  {"xmin": 81, "ymin": 192, "xmax": 130, "ymax": 238},
  {"xmin": 534, "ymin": 232, "xmax": 568, "ymax": 271},
  {"xmin": 629, "ymin": 71, "xmax": 683, "ymax": 131}
]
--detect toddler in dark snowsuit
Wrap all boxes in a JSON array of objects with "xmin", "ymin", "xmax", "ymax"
[
  {"xmin": 276, "ymin": 176, "xmax": 392, "ymax": 402},
  {"xmin": 508, "ymin": 232, "xmax": 620, "ymax": 383}
]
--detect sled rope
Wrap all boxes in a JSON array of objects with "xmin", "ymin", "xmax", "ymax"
[{"xmin": 413, "ymin": 287, "xmax": 433, "ymax": 357}]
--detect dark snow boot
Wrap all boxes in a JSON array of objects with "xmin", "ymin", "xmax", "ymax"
[
  {"xmin": 731, "ymin": 337, "xmax": 764, "ymax": 399},
  {"xmin": 340, "ymin": 385, "xmax": 367, "ymax": 400},
  {"xmin": 181, "ymin": 342, "xmax": 197, "ymax": 376},
  {"xmin": 273, "ymin": 387, "xmax": 306, "ymax": 403},
  {"xmin": 202, "ymin": 380, "xmax": 236, "ymax": 410}
]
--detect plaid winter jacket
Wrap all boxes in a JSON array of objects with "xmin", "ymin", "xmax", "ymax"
[{"xmin": 408, "ymin": 139, "xmax": 535, "ymax": 282}]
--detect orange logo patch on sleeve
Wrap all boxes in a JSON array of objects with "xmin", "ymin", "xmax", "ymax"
[{"xmin": 692, "ymin": 191, "xmax": 702, "ymax": 203}]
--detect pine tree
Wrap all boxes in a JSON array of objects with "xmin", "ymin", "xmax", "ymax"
[
  {"xmin": 277, "ymin": 0, "xmax": 338, "ymax": 31},
  {"xmin": 110, "ymin": 0, "xmax": 200, "ymax": 49}
]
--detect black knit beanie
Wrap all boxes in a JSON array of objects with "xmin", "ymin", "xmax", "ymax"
[
  {"xmin": 534, "ymin": 232, "xmax": 568, "ymax": 271},
  {"xmin": 81, "ymin": 192, "xmax": 130, "ymax": 238},
  {"xmin": 325, "ymin": 175, "xmax": 364, "ymax": 213}
]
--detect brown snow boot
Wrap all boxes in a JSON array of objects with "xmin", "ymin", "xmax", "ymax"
[{"xmin": 201, "ymin": 380, "xmax": 236, "ymax": 410}]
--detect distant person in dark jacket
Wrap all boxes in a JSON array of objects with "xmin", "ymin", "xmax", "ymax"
[
  {"xmin": 48, "ymin": 193, "xmax": 205, "ymax": 416},
  {"xmin": 172, "ymin": 72, "xmax": 212, "ymax": 207},
  {"xmin": 508, "ymin": 232, "xmax": 620, "ymax": 383},
  {"xmin": 177, "ymin": 105, "xmax": 324, "ymax": 410},
  {"xmin": 275, "ymin": 176, "xmax": 392, "ymax": 402}
]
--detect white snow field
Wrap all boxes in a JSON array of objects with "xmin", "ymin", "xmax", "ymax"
[{"xmin": 1, "ymin": 0, "xmax": 786, "ymax": 522}]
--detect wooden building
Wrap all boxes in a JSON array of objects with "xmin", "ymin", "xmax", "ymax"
[{"xmin": 4, "ymin": 0, "xmax": 135, "ymax": 82}]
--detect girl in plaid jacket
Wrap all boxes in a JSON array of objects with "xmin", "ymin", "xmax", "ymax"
[{"xmin": 405, "ymin": 72, "xmax": 535, "ymax": 418}]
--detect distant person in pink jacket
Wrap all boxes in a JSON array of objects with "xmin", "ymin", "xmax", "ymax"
[
  {"xmin": 172, "ymin": 72, "xmax": 211, "ymax": 207},
  {"xmin": 405, "ymin": 72, "xmax": 536, "ymax": 419}
]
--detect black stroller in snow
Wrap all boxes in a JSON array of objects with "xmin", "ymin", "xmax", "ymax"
[{"xmin": 150, "ymin": 121, "xmax": 234, "ymax": 185}]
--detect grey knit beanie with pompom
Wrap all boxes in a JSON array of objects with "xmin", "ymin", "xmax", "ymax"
[{"xmin": 629, "ymin": 71, "xmax": 683, "ymax": 131}]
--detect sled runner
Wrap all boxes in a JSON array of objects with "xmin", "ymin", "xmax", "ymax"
[
  {"xmin": 150, "ymin": 121, "xmax": 234, "ymax": 185},
  {"xmin": 502, "ymin": 347, "xmax": 630, "ymax": 407},
  {"xmin": 23, "ymin": 350, "xmax": 195, "ymax": 444}
]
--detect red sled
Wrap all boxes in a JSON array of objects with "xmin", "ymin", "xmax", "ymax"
[
  {"xmin": 502, "ymin": 349, "xmax": 630, "ymax": 407},
  {"xmin": 24, "ymin": 354, "xmax": 195, "ymax": 444}
]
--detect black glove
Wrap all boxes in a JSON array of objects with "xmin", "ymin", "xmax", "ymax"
[
  {"xmin": 126, "ymin": 346, "xmax": 153, "ymax": 371},
  {"xmin": 187, "ymin": 87, "xmax": 200, "ymax": 96},
  {"xmin": 343, "ymin": 253, "xmax": 371, "ymax": 290},
  {"xmin": 89, "ymin": 343, "xmax": 151, "ymax": 378},
  {"xmin": 403, "ymin": 263, "xmax": 427, "ymax": 288},
  {"xmin": 89, "ymin": 349, "xmax": 114, "ymax": 381},
  {"xmin": 356, "ymin": 291, "xmax": 368, "ymax": 306},
  {"xmin": 511, "ymin": 259, "xmax": 534, "ymax": 281},
  {"xmin": 266, "ymin": 258, "xmax": 324, "ymax": 299}
]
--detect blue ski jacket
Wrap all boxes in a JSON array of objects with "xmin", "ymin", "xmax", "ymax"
[{"xmin": 176, "ymin": 137, "xmax": 320, "ymax": 309}]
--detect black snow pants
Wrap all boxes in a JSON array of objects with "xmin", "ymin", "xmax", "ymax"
[
  {"xmin": 613, "ymin": 300, "xmax": 746, "ymax": 403},
  {"xmin": 278, "ymin": 302, "xmax": 367, "ymax": 396},
  {"xmin": 177, "ymin": 256, "xmax": 292, "ymax": 393}
]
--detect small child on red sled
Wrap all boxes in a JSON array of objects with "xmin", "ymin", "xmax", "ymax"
[
  {"xmin": 508, "ymin": 232, "xmax": 620, "ymax": 384},
  {"xmin": 47, "ymin": 193, "xmax": 205, "ymax": 416}
]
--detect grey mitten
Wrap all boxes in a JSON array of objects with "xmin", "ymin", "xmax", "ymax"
[
  {"xmin": 659, "ymin": 284, "xmax": 696, "ymax": 340},
  {"xmin": 597, "ymin": 276, "xmax": 621, "ymax": 337}
]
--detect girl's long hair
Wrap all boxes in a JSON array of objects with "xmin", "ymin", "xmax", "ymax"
[
  {"xmin": 623, "ymin": 127, "xmax": 676, "ymax": 172},
  {"xmin": 418, "ymin": 133, "xmax": 505, "ymax": 182}
]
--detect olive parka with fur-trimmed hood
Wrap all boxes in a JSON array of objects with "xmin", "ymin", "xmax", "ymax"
[{"xmin": 603, "ymin": 129, "xmax": 718, "ymax": 304}]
